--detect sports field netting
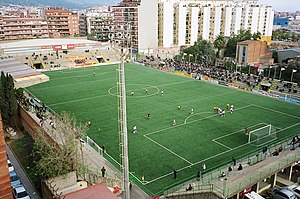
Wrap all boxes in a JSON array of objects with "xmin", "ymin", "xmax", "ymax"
[
  {"xmin": 27, "ymin": 63, "xmax": 300, "ymax": 195},
  {"xmin": 248, "ymin": 124, "xmax": 277, "ymax": 146}
]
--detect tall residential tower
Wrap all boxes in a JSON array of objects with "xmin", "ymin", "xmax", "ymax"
[{"xmin": 158, "ymin": 0, "xmax": 274, "ymax": 48}]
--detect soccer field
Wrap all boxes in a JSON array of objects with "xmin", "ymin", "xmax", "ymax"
[{"xmin": 27, "ymin": 63, "xmax": 300, "ymax": 195}]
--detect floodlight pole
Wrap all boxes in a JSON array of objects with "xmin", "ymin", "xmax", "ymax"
[{"xmin": 120, "ymin": 55, "xmax": 130, "ymax": 199}]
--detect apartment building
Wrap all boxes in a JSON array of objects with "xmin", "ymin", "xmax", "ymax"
[
  {"xmin": 0, "ymin": 113, "xmax": 13, "ymax": 199},
  {"xmin": 112, "ymin": 4, "xmax": 139, "ymax": 50},
  {"xmin": 25, "ymin": 7, "xmax": 45, "ymax": 18},
  {"xmin": 45, "ymin": 7, "xmax": 79, "ymax": 38},
  {"xmin": 86, "ymin": 7, "xmax": 113, "ymax": 42},
  {"xmin": 112, "ymin": 0, "xmax": 158, "ymax": 52},
  {"xmin": 79, "ymin": 13, "xmax": 87, "ymax": 36},
  {"xmin": 158, "ymin": 0, "xmax": 274, "ymax": 48},
  {"xmin": 1, "ymin": 17, "xmax": 49, "ymax": 40},
  {"xmin": 0, "ymin": 17, "xmax": 4, "ymax": 40}
]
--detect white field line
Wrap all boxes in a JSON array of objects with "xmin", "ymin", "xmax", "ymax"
[
  {"xmin": 51, "ymin": 72, "xmax": 108, "ymax": 80},
  {"xmin": 58, "ymin": 64, "xmax": 109, "ymax": 73},
  {"xmin": 145, "ymin": 104, "xmax": 254, "ymax": 137},
  {"xmin": 212, "ymin": 140, "xmax": 232, "ymax": 150},
  {"xmin": 48, "ymin": 94, "xmax": 109, "ymax": 106},
  {"xmin": 213, "ymin": 122, "xmax": 267, "ymax": 141},
  {"xmin": 48, "ymin": 79, "xmax": 193, "ymax": 106},
  {"xmin": 252, "ymin": 104, "xmax": 300, "ymax": 119},
  {"xmin": 184, "ymin": 112, "xmax": 214, "ymax": 124},
  {"xmin": 144, "ymin": 135, "xmax": 193, "ymax": 165},
  {"xmin": 34, "ymin": 68, "xmax": 170, "ymax": 91},
  {"xmin": 144, "ymin": 121, "xmax": 300, "ymax": 185},
  {"xmin": 276, "ymin": 122, "xmax": 300, "ymax": 133}
]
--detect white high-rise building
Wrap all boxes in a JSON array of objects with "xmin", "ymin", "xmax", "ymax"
[{"xmin": 157, "ymin": 0, "xmax": 274, "ymax": 48}]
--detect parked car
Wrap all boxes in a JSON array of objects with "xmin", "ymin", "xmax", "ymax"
[
  {"xmin": 287, "ymin": 185, "xmax": 300, "ymax": 199},
  {"xmin": 7, "ymin": 159, "xmax": 14, "ymax": 172},
  {"xmin": 12, "ymin": 185, "xmax": 30, "ymax": 199},
  {"xmin": 9, "ymin": 171, "xmax": 21, "ymax": 188},
  {"xmin": 268, "ymin": 187, "xmax": 297, "ymax": 199}
]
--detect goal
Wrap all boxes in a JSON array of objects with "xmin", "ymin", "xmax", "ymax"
[
  {"xmin": 268, "ymin": 90, "xmax": 292, "ymax": 101},
  {"xmin": 248, "ymin": 124, "xmax": 277, "ymax": 146}
]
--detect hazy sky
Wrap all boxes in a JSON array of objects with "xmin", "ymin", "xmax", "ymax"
[{"xmin": 259, "ymin": 0, "xmax": 299, "ymax": 12}]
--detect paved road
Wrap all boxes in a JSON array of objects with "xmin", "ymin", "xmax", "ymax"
[{"xmin": 6, "ymin": 144, "xmax": 41, "ymax": 199}]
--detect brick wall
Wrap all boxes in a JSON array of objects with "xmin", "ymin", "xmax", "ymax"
[
  {"xmin": 18, "ymin": 106, "xmax": 59, "ymax": 148},
  {"xmin": 0, "ymin": 113, "xmax": 13, "ymax": 199}
]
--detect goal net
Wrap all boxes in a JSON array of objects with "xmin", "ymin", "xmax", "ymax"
[
  {"xmin": 268, "ymin": 90, "xmax": 292, "ymax": 101},
  {"xmin": 248, "ymin": 124, "xmax": 277, "ymax": 146}
]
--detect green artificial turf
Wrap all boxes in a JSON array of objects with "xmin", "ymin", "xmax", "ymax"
[{"xmin": 27, "ymin": 63, "xmax": 300, "ymax": 195}]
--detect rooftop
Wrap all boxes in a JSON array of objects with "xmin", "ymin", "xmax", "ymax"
[{"xmin": 61, "ymin": 183, "xmax": 118, "ymax": 199}]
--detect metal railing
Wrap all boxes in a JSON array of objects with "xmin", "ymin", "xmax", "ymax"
[{"xmin": 162, "ymin": 133, "xmax": 300, "ymax": 197}]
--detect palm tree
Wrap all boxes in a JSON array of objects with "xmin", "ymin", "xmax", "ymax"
[
  {"xmin": 252, "ymin": 32, "xmax": 262, "ymax": 40},
  {"xmin": 213, "ymin": 33, "xmax": 226, "ymax": 58}
]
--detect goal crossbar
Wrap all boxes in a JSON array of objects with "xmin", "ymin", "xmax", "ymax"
[{"xmin": 248, "ymin": 124, "xmax": 272, "ymax": 143}]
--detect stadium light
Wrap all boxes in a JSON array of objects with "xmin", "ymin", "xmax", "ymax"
[
  {"xmin": 279, "ymin": 67, "xmax": 285, "ymax": 80},
  {"xmin": 291, "ymin": 69, "xmax": 297, "ymax": 82}
]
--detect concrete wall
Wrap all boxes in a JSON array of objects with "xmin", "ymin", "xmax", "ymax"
[{"xmin": 18, "ymin": 106, "xmax": 58, "ymax": 148}]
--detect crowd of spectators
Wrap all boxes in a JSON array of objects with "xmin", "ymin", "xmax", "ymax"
[{"xmin": 163, "ymin": 59, "xmax": 265, "ymax": 90}]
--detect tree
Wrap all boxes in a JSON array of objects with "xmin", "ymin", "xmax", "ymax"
[
  {"xmin": 224, "ymin": 30, "xmax": 262, "ymax": 58},
  {"xmin": 0, "ymin": 72, "xmax": 17, "ymax": 125},
  {"xmin": 224, "ymin": 35, "xmax": 238, "ymax": 58},
  {"xmin": 33, "ymin": 112, "xmax": 88, "ymax": 179},
  {"xmin": 183, "ymin": 37, "xmax": 216, "ymax": 66},
  {"xmin": 252, "ymin": 32, "xmax": 262, "ymax": 40},
  {"xmin": 7, "ymin": 75, "xmax": 17, "ymax": 126},
  {"xmin": 213, "ymin": 33, "xmax": 226, "ymax": 58}
]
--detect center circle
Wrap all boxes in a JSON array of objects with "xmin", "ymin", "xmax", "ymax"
[{"xmin": 108, "ymin": 84, "xmax": 160, "ymax": 98}]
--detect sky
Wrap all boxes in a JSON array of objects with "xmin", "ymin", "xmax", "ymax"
[{"xmin": 259, "ymin": 0, "xmax": 299, "ymax": 12}]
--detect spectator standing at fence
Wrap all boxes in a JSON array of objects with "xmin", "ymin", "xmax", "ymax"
[
  {"xmin": 101, "ymin": 166, "xmax": 106, "ymax": 177},
  {"xmin": 232, "ymin": 157, "xmax": 236, "ymax": 166},
  {"xmin": 237, "ymin": 164, "xmax": 243, "ymax": 171},
  {"xmin": 196, "ymin": 170, "xmax": 201, "ymax": 181}
]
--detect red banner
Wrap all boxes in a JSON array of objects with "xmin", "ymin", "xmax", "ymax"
[
  {"xmin": 67, "ymin": 44, "xmax": 75, "ymax": 49},
  {"xmin": 53, "ymin": 45, "xmax": 62, "ymax": 50}
]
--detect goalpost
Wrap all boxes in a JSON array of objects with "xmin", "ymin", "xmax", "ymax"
[
  {"xmin": 248, "ymin": 124, "xmax": 277, "ymax": 146},
  {"xmin": 268, "ymin": 90, "xmax": 292, "ymax": 101}
]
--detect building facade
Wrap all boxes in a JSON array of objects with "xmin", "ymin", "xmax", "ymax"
[
  {"xmin": 158, "ymin": 0, "xmax": 274, "ymax": 48},
  {"xmin": 273, "ymin": 17, "xmax": 289, "ymax": 27},
  {"xmin": 79, "ymin": 13, "xmax": 87, "ymax": 37},
  {"xmin": 86, "ymin": 7, "xmax": 113, "ymax": 42},
  {"xmin": 45, "ymin": 7, "xmax": 79, "ymax": 38},
  {"xmin": 0, "ymin": 113, "xmax": 13, "ymax": 199},
  {"xmin": 236, "ymin": 40, "xmax": 273, "ymax": 65},
  {"xmin": 1, "ymin": 17, "xmax": 49, "ymax": 40},
  {"xmin": 112, "ymin": 0, "xmax": 158, "ymax": 53},
  {"xmin": 112, "ymin": 4, "xmax": 139, "ymax": 50}
]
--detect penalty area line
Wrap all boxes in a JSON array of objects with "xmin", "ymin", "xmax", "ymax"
[
  {"xmin": 212, "ymin": 140, "xmax": 232, "ymax": 150},
  {"xmin": 143, "ymin": 135, "xmax": 193, "ymax": 166}
]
